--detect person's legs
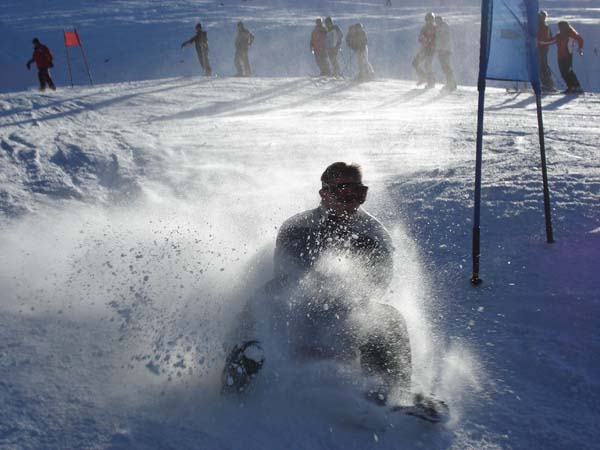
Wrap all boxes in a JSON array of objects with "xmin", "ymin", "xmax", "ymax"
[
  {"xmin": 37, "ymin": 69, "xmax": 47, "ymax": 91},
  {"xmin": 438, "ymin": 51, "xmax": 456, "ymax": 89},
  {"xmin": 424, "ymin": 50, "xmax": 435, "ymax": 88},
  {"xmin": 234, "ymin": 49, "xmax": 243, "ymax": 76},
  {"xmin": 328, "ymin": 48, "xmax": 341, "ymax": 77},
  {"xmin": 242, "ymin": 50, "xmax": 251, "ymax": 76},
  {"xmin": 538, "ymin": 48, "xmax": 554, "ymax": 90},
  {"xmin": 359, "ymin": 303, "xmax": 411, "ymax": 396},
  {"xmin": 316, "ymin": 51, "xmax": 331, "ymax": 76},
  {"xmin": 412, "ymin": 50, "xmax": 425, "ymax": 84},
  {"xmin": 201, "ymin": 50, "xmax": 212, "ymax": 76}
]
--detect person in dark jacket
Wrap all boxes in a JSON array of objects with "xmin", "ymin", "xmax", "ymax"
[
  {"xmin": 181, "ymin": 23, "xmax": 212, "ymax": 76},
  {"xmin": 26, "ymin": 38, "xmax": 56, "ymax": 91},
  {"xmin": 234, "ymin": 21, "xmax": 254, "ymax": 77},
  {"xmin": 537, "ymin": 11, "xmax": 555, "ymax": 92},
  {"xmin": 310, "ymin": 18, "xmax": 331, "ymax": 76},
  {"xmin": 222, "ymin": 163, "xmax": 411, "ymax": 404},
  {"xmin": 412, "ymin": 12, "xmax": 436, "ymax": 88},
  {"xmin": 540, "ymin": 20, "xmax": 584, "ymax": 94}
]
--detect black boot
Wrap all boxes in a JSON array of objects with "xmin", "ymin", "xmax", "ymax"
[{"xmin": 221, "ymin": 340, "xmax": 265, "ymax": 393}]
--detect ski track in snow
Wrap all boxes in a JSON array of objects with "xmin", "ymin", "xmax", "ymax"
[{"xmin": 1, "ymin": 75, "xmax": 599, "ymax": 449}]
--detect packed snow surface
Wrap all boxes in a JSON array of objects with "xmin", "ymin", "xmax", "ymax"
[{"xmin": 1, "ymin": 1, "xmax": 600, "ymax": 450}]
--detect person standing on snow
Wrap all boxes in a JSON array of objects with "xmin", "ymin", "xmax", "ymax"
[
  {"xmin": 26, "ymin": 38, "xmax": 56, "ymax": 92},
  {"xmin": 310, "ymin": 18, "xmax": 331, "ymax": 76},
  {"xmin": 324, "ymin": 17, "xmax": 343, "ymax": 78},
  {"xmin": 234, "ymin": 21, "xmax": 254, "ymax": 77},
  {"xmin": 181, "ymin": 22, "xmax": 212, "ymax": 77},
  {"xmin": 537, "ymin": 11, "xmax": 556, "ymax": 92},
  {"xmin": 540, "ymin": 20, "xmax": 584, "ymax": 94},
  {"xmin": 346, "ymin": 23, "xmax": 375, "ymax": 81},
  {"xmin": 434, "ymin": 15, "xmax": 456, "ymax": 91},
  {"xmin": 412, "ymin": 12, "xmax": 436, "ymax": 88},
  {"xmin": 222, "ymin": 162, "xmax": 411, "ymax": 405}
]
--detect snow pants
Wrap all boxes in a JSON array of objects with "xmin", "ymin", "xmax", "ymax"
[
  {"xmin": 558, "ymin": 54, "xmax": 581, "ymax": 90},
  {"xmin": 355, "ymin": 48, "xmax": 375, "ymax": 81},
  {"xmin": 437, "ymin": 50, "xmax": 456, "ymax": 88},
  {"xmin": 196, "ymin": 48, "xmax": 212, "ymax": 76},
  {"xmin": 234, "ymin": 47, "xmax": 251, "ymax": 76},
  {"xmin": 412, "ymin": 47, "xmax": 435, "ymax": 87},
  {"xmin": 538, "ymin": 47, "xmax": 554, "ymax": 91},
  {"xmin": 38, "ymin": 68, "xmax": 55, "ymax": 91},
  {"xmin": 314, "ymin": 50, "xmax": 331, "ymax": 76},
  {"xmin": 327, "ymin": 47, "xmax": 341, "ymax": 77},
  {"xmin": 229, "ymin": 278, "xmax": 412, "ymax": 392}
]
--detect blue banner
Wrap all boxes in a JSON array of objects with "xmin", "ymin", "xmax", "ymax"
[{"xmin": 482, "ymin": 0, "xmax": 540, "ymax": 88}]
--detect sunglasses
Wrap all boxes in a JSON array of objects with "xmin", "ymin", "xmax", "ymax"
[{"xmin": 323, "ymin": 182, "xmax": 368, "ymax": 196}]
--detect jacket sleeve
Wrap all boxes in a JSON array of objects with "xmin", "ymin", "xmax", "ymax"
[{"xmin": 570, "ymin": 29, "xmax": 584, "ymax": 49}]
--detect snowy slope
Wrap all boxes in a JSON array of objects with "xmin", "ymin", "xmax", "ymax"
[
  {"xmin": 1, "ymin": 75, "xmax": 599, "ymax": 449},
  {"xmin": 1, "ymin": 1, "xmax": 600, "ymax": 450}
]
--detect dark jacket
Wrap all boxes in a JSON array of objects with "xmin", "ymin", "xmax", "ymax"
[{"xmin": 274, "ymin": 206, "xmax": 394, "ymax": 288}]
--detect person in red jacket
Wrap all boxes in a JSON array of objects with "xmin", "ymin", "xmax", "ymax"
[
  {"xmin": 537, "ymin": 11, "xmax": 555, "ymax": 92},
  {"xmin": 310, "ymin": 18, "xmax": 330, "ymax": 76},
  {"xmin": 541, "ymin": 21, "xmax": 584, "ymax": 94},
  {"xmin": 26, "ymin": 38, "xmax": 56, "ymax": 91}
]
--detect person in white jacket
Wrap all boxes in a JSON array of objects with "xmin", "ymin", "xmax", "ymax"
[
  {"xmin": 325, "ymin": 17, "xmax": 343, "ymax": 77},
  {"xmin": 434, "ymin": 15, "xmax": 457, "ymax": 91}
]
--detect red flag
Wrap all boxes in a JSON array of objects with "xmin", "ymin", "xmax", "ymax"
[{"xmin": 64, "ymin": 31, "xmax": 81, "ymax": 47}]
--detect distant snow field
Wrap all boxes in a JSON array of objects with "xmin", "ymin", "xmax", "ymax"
[{"xmin": 1, "ymin": 1, "xmax": 600, "ymax": 450}]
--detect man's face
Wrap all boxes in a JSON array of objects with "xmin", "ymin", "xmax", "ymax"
[{"xmin": 319, "ymin": 174, "xmax": 368, "ymax": 216}]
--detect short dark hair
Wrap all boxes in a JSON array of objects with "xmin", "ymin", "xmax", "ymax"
[
  {"xmin": 32, "ymin": 38, "xmax": 40, "ymax": 44},
  {"xmin": 321, "ymin": 162, "xmax": 362, "ymax": 186}
]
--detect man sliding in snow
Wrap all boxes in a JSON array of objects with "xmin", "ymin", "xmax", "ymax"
[{"xmin": 222, "ymin": 162, "xmax": 411, "ymax": 405}]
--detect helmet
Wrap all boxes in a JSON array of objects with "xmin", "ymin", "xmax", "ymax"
[{"xmin": 425, "ymin": 12, "xmax": 435, "ymax": 22}]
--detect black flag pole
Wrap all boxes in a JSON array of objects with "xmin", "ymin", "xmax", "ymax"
[{"xmin": 534, "ymin": 91, "xmax": 554, "ymax": 243}]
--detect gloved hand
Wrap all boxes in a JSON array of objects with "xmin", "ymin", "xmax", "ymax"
[{"xmin": 578, "ymin": 48, "xmax": 584, "ymax": 56}]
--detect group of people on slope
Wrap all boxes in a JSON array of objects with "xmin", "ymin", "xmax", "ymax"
[
  {"xmin": 24, "ymin": 11, "xmax": 587, "ymax": 94},
  {"xmin": 181, "ymin": 21, "xmax": 255, "ymax": 78},
  {"xmin": 310, "ymin": 17, "xmax": 374, "ymax": 81},
  {"xmin": 412, "ymin": 12, "xmax": 457, "ymax": 91},
  {"xmin": 538, "ymin": 11, "xmax": 585, "ymax": 94}
]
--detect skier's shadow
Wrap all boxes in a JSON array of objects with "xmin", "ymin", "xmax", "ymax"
[
  {"xmin": 373, "ymin": 88, "xmax": 428, "ymax": 109},
  {"xmin": 1, "ymin": 78, "xmax": 206, "ymax": 128},
  {"xmin": 151, "ymin": 78, "xmax": 316, "ymax": 122}
]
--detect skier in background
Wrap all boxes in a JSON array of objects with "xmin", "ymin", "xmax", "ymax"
[
  {"xmin": 540, "ymin": 21, "xmax": 584, "ymax": 94},
  {"xmin": 346, "ymin": 23, "xmax": 375, "ymax": 81},
  {"xmin": 325, "ymin": 17, "xmax": 343, "ymax": 78},
  {"xmin": 222, "ymin": 162, "xmax": 411, "ymax": 405},
  {"xmin": 181, "ymin": 23, "xmax": 212, "ymax": 77},
  {"xmin": 385, "ymin": 0, "xmax": 392, "ymax": 6},
  {"xmin": 310, "ymin": 18, "xmax": 331, "ymax": 76},
  {"xmin": 412, "ymin": 12, "xmax": 436, "ymax": 88},
  {"xmin": 26, "ymin": 38, "xmax": 55, "ymax": 92},
  {"xmin": 537, "ymin": 11, "xmax": 556, "ymax": 92},
  {"xmin": 234, "ymin": 21, "xmax": 255, "ymax": 77},
  {"xmin": 434, "ymin": 15, "xmax": 456, "ymax": 91}
]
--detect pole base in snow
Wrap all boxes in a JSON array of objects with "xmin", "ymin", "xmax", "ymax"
[{"xmin": 470, "ymin": 274, "xmax": 482, "ymax": 286}]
